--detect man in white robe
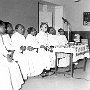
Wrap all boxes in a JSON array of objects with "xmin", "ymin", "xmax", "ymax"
[
  {"xmin": 47, "ymin": 27, "xmax": 58, "ymax": 68},
  {"xmin": 2, "ymin": 22, "xmax": 24, "ymax": 90},
  {"xmin": 36, "ymin": 23, "xmax": 52, "ymax": 71},
  {"xmin": 56, "ymin": 28, "xmax": 70, "ymax": 67},
  {"xmin": 0, "ymin": 21, "xmax": 24, "ymax": 90},
  {"xmin": 0, "ymin": 22, "xmax": 13, "ymax": 90},
  {"xmin": 57, "ymin": 28, "xmax": 68, "ymax": 46},
  {"xmin": 0, "ymin": 64, "xmax": 13, "ymax": 90},
  {"xmin": 46, "ymin": 27, "xmax": 70, "ymax": 68},
  {"xmin": 2, "ymin": 34, "xmax": 24, "ymax": 90},
  {"xmin": 25, "ymin": 27, "xmax": 45, "ymax": 77},
  {"xmin": 11, "ymin": 24, "xmax": 30, "ymax": 80}
]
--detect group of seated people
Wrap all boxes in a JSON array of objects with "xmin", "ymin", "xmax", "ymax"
[{"xmin": 0, "ymin": 21, "xmax": 70, "ymax": 90}]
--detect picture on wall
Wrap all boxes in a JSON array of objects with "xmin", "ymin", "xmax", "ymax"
[{"xmin": 83, "ymin": 12, "xmax": 90, "ymax": 25}]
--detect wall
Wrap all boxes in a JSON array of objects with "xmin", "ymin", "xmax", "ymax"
[
  {"xmin": 42, "ymin": 0, "xmax": 90, "ymax": 48},
  {"xmin": 39, "ymin": 2, "xmax": 64, "ymax": 35},
  {"xmin": 43, "ymin": 0, "xmax": 90, "ymax": 31},
  {"xmin": 0, "ymin": 0, "xmax": 39, "ymax": 31},
  {"xmin": 39, "ymin": 3, "xmax": 55, "ymax": 27}
]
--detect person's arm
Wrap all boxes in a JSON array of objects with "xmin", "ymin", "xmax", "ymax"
[{"xmin": 3, "ymin": 34, "xmax": 14, "ymax": 51}]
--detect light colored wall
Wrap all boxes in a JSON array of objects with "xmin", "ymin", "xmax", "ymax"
[
  {"xmin": 1, "ymin": 0, "xmax": 90, "ymax": 32},
  {"xmin": 43, "ymin": 0, "xmax": 90, "ymax": 31},
  {"xmin": 0, "ymin": 0, "xmax": 39, "ymax": 30}
]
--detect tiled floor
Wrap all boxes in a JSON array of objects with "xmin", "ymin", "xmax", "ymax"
[{"xmin": 20, "ymin": 59, "xmax": 90, "ymax": 90}]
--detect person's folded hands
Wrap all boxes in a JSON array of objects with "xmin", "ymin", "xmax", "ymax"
[
  {"xmin": 40, "ymin": 45, "xmax": 47, "ymax": 50},
  {"xmin": 20, "ymin": 46, "xmax": 26, "ymax": 51},
  {"xmin": 27, "ymin": 46, "xmax": 34, "ymax": 51},
  {"xmin": 7, "ymin": 54, "xmax": 13, "ymax": 62}
]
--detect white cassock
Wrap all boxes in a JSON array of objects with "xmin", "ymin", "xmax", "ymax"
[
  {"xmin": 56, "ymin": 35, "xmax": 70, "ymax": 67},
  {"xmin": 1, "ymin": 34, "xmax": 24, "ymax": 90},
  {"xmin": 36, "ymin": 31, "xmax": 52, "ymax": 70},
  {"xmin": 56, "ymin": 35, "xmax": 68, "ymax": 46},
  {"xmin": 11, "ymin": 32, "xmax": 29, "ymax": 80},
  {"xmin": 48, "ymin": 34, "xmax": 59, "ymax": 47},
  {"xmin": 47, "ymin": 34, "xmax": 59, "ymax": 68},
  {"xmin": 25, "ymin": 34, "xmax": 44, "ymax": 76},
  {"xmin": 36, "ymin": 31, "xmax": 48, "ymax": 46},
  {"xmin": 2, "ymin": 34, "xmax": 14, "ymax": 50},
  {"xmin": 0, "ymin": 35, "xmax": 13, "ymax": 90},
  {"xmin": 0, "ymin": 64, "xmax": 13, "ymax": 90}
]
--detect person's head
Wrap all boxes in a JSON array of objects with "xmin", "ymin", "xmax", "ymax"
[
  {"xmin": 40, "ymin": 23, "xmax": 48, "ymax": 33},
  {"xmin": 15, "ymin": 24, "xmax": 25, "ymax": 35},
  {"xmin": 27, "ymin": 27, "xmax": 37, "ymax": 36},
  {"xmin": 47, "ymin": 27, "xmax": 56, "ymax": 35},
  {"xmin": 0, "ymin": 20, "xmax": 6, "ymax": 35},
  {"xmin": 58, "ymin": 28, "xmax": 64, "ymax": 35},
  {"xmin": 5, "ymin": 22, "xmax": 13, "ymax": 35}
]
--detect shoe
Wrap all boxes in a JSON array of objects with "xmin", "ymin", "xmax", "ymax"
[
  {"xmin": 48, "ymin": 71, "xmax": 54, "ymax": 76},
  {"xmin": 40, "ymin": 71, "xmax": 49, "ymax": 77}
]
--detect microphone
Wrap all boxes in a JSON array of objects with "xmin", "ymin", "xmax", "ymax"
[
  {"xmin": 62, "ymin": 17, "xmax": 70, "ymax": 25},
  {"xmin": 62, "ymin": 17, "xmax": 72, "ymax": 42}
]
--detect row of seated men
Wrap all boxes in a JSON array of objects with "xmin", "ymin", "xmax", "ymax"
[{"xmin": 0, "ymin": 20, "xmax": 70, "ymax": 90}]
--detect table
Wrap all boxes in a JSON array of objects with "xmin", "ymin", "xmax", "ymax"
[{"xmin": 53, "ymin": 44, "xmax": 90, "ymax": 77}]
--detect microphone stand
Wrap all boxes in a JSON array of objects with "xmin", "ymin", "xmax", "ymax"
[{"xmin": 62, "ymin": 17, "xmax": 71, "ymax": 42}]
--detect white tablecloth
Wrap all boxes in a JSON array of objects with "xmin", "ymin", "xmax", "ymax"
[{"xmin": 53, "ymin": 44, "xmax": 90, "ymax": 63}]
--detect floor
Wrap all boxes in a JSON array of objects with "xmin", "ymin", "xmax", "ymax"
[{"xmin": 20, "ymin": 59, "xmax": 90, "ymax": 90}]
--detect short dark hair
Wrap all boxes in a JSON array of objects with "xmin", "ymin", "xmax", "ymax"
[
  {"xmin": 4, "ymin": 22, "xmax": 13, "ymax": 34},
  {"xmin": 15, "ymin": 24, "xmax": 25, "ymax": 30},
  {"xmin": 5, "ymin": 22, "xmax": 13, "ymax": 30},
  {"xmin": 0, "ymin": 20, "xmax": 5, "ymax": 28},
  {"xmin": 58, "ymin": 28, "xmax": 64, "ymax": 32},
  {"xmin": 47, "ymin": 27, "xmax": 54, "ymax": 33},
  {"xmin": 15, "ymin": 24, "xmax": 25, "ymax": 35},
  {"xmin": 27, "ymin": 27, "xmax": 36, "ymax": 34}
]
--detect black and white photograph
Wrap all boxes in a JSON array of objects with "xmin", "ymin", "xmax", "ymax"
[{"xmin": 0, "ymin": 0, "xmax": 90, "ymax": 90}]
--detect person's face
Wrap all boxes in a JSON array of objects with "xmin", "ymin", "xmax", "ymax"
[
  {"xmin": 7, "ymin": 26, "xmax": 13, "ymax": 34},
  {"xmin": 49, "ymin": 28, "xmax": 55, "ymax": 35},
  {"xmin": 31, "ymin": 29, "xmax": 37, "ymax": 36},
  {"xmin": 0, "ymin": 26, "xmax": 5, "ymax": 34},
  {"xmin": 41, "ymin": 24, "xmax": 48, "ymax": 32},
  {"xmin": 17, "ymin": 26, "xmax": 25, "ymax": 35},
  {"xmin": 59, "ymin": 30, "xmax": 64, "ymax": 35}
]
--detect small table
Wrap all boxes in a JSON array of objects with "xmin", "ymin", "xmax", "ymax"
[{"xmin": 53, "ymin": 44, "xmax": 90, "ymax": 78}]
